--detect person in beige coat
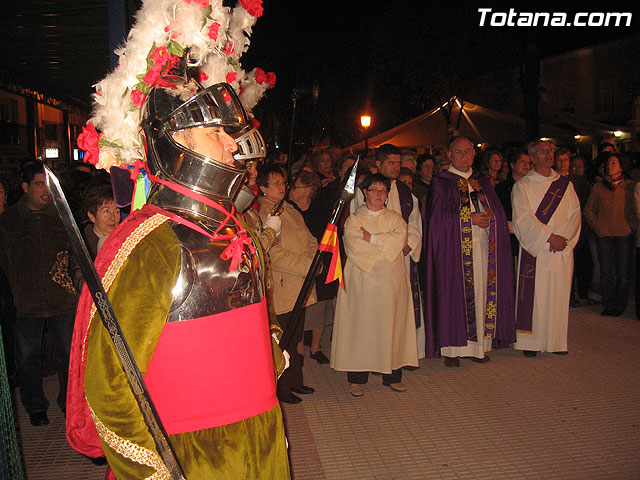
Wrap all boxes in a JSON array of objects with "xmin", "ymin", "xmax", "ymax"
[
  {"xmin": 331, "ymin": 173, "xmax": 418, "ymax": 397},
  {"xmin": 257, "ymin": 164, "xmax": 317, "ymax": 404}
]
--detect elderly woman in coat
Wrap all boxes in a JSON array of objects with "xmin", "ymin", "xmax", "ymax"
[
  {"xmin": 331, "ymin": 173, "xmax": 418, "ymax": 397},
  {"xmin": 257, "ymin": 164, "xmax": 318, "ymax": 404}
]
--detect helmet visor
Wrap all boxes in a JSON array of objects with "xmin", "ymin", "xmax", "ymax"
[{"xmin": 164, "ymin": 83, "xmax": 248, "ymax": 135}]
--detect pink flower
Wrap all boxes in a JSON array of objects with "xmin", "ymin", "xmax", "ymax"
[
  {"xmin": 222, "ymin": 42, "xmax": 234, "ymax": 55},
  {"xmin": 240, "ymin": 0, "xmax": 263, "ymax": 17},
  {"xmin": 226, "ymin": 72, "xmax": 237, "ymax": 83},
  {"xmin": 199, "ymin": 72, "xmax": 209, "ymax": 82},
  {"xmin": 149, "ymin": 46, "xmax": 170, "ymax": 66},
  {"xmin": 194, "ymin": 0, "xmax": 209, "ymax": 7},
  {"xmin": 143, "ymin": 64, "xmax": 163, "ymax": 86},
  {"xmin": 77, "ymin": 124, "xmax": 102, "ymax": 166},
  {"xmin": 131, "ymin": 90, "xmax": 146, "ymax": 107},
  {"xmin": 208, "ymin": 22, "xmax": 220, "ymax": 40}
]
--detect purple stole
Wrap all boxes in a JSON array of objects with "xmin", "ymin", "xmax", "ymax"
[
  {"xmin": 457, "ymin": 178, "xmax": 498, "ymax": 341},
  {"xmin": 516, "ymin": 175, "xmax": 570, "ymax": 333}
]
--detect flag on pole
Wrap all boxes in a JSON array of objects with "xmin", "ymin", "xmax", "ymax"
[{"xmin": 318, "ymin": 223, "xmax": 344, "ymax": 289}]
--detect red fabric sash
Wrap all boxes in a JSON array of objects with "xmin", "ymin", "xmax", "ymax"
[{"xmin": 143, "ymin": 298, "xmax": 277, "ymax": 434}]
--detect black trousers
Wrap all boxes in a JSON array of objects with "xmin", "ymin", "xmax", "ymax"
[
  {"xmin": 348, "ymin": 369, "xmax": 402, "ymax": 385},
  {"xmin": 276, "ymin": 309, "xmax": 305, "ymax": 397}
]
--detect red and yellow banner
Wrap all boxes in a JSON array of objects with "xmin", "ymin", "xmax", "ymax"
[{"xmin": 318, "ymin": 223, "xmax": 344, "ymax": 289}]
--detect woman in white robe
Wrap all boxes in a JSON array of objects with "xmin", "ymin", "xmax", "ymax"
[{"xmin": 331, "ymin": 174, "xmax": 418, "ymax": 396}]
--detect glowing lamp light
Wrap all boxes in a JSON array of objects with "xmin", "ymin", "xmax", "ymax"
[
  {"xmin": 613, "ymin": 131, "xmax": 623, "ymax": 137},
  {"xmin": 360, "ymin": 115, "xmax": 371, "ymax": 129},
  {"xmin": 574, "ymin": 135, "xmax": 582, "ymax": 140},
  {"xmin": 539, "ymin": 137, "xmax": 550, "ymax": 142}
]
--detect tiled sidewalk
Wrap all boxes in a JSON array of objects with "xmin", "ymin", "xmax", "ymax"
[{"xmin": 13, "ymin": 303, "xmax": 640, "ymax": 479}]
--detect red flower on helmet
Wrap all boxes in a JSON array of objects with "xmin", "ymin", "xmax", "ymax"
[
  {"xmin": 222, "ymin": 42, "xmax": 234, "ymax": 55},
  {"xmin": 77, "ymin": 124, "xmax": 102, "ymax": 166},
  {"xmin": 149, "ymin": 46, "xmax": 170, "ymax": 65},
  {"xmin": 267, "ymin": 71, "xmax": 276, "ymax": 88},
  {"xmin": 226, "ymin": 72, "xmax": 237, "ymax": 83},
  {"xmin": 199, "ymin": 72, "xmax": 209, "ymax": 82},
  {"xmin": 208, "ymin": 22, "xmax": 220, "ymax": 40},
  {"xmin": 254, "ymin": 68, "xmax": 267, "ymax": 84},
  {"xmin": 250, "ymin": 117, "xmax": 261, "ymax": 129},
  {"xmin": 240, "ymin": 0, "xmax": 263, "ymax": 17},
  {"xmin": 131, "ymin": 90, "xmax": 146, "ymax": 107}
]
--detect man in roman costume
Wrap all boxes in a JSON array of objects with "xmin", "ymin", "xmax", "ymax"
[
  {"xmin": 512, "ymin": 140, "xmax": 581, "ymax": 356},
  {"xmin": 350, "ymin": 144, "xmax": 425, "ymax": 360},
  {"xmin": 424, "ymin": 136, "xmax": 515, "ymax": 367},
  {"xmin": 65, "ymin": 0, "xmax": 290, "ymax": 478}
]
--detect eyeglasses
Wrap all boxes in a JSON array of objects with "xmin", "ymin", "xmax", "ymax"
[
  {"xmin": 366, "ymin": 188, "xmax": 388, "ymax": 195},
  {"xmin": 268, "ymin": 181, "xmax": 287, "ymax": 187},
  {"xmin": 535, "ymin": 148, "xmax": 556, "ymax": 155}
]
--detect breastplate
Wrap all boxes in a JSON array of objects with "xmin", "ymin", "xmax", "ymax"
[{"xmin": 166, "ymin": 217, "xmax": 264, "ymax": 322}]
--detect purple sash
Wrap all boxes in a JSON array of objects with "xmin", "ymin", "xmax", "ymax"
[
  {"xmin": 457, "ymin": 178, "xmax": 499, "ymax": 341},
  {"xmin": 516, "ymin": 175, "xmax": 570, "ymax": 333}
]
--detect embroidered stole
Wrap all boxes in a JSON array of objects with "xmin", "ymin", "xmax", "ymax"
[
  {"xmin": 516, "ymin": 175, "xmax": 570, "ymax": 333},
  {"xmin": 457, "ymin": 178, "xmax": 498, "ymax": 341}
]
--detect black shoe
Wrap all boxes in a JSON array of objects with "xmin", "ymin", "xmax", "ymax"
[
  {"xmin": 292, "ymin": 385, "xmax": 315, "ymax": 395},
  {"xmin": 402, "ymin": 365, "xmax": 419, "ymax": 371},
  {"xmin": 310, "ymin": 351, "xmax": 329, "ymax": 364},
  {"xmin": 89, "ymin": 456, "xmax": 108, "ymax": 466},
  {"xmin": 29, "ymin": 411, "xmax": 49, "ymax": 426},
  {"xmin": 278, "ymin": 393, "xmax": 302, "ymax": 404},
  {"xmin": 469, "ymin": 355, "xmax": 490, "ymax": 363},
  {"xmin": 444, "ymin": 356, "xmax": 460, "ymax": 368},
  {"xmin": 602, "ymin": 309, "xmax": 614, "ymax": 316},
  {"xmin": 523, "ymin": 350, "xmax": 537, "ymax": 358},
  {"xmin": 553, "ymin": 351, "xmax": 568, "ymax": 355},
  {"xmin": 611, "ymin": 310, "xmax": 623, "ymax": 317}
]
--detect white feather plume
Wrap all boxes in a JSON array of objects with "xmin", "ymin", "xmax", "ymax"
[{"xmin": 81, "ymin": 0, "xmax": 273, "ymax": 169}]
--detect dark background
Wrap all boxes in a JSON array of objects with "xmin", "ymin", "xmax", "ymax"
[{"xmin": 2, "ymin": 0, "xmax": 638, "ymax": 150}]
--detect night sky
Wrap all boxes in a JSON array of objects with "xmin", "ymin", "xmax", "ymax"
[
  {"xmin": 4, "ymin": 0, "xmax": 638, "ymax": 150},
  {"xmin": 241, "ymin": 0, "xmax": 638, "ymax": 149}
]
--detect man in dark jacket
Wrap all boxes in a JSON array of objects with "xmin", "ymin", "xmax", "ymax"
[{"xmin": 0, "ymin": 161, "xmax": 77, "ymax": 426}]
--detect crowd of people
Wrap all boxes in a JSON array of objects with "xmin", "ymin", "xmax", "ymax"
[
  {"xmin": 0, "ymin": 133, "xmax": 636, "ymax": 474},
  {"xmin": 243, "ymin": 135, "xmax": 638, "ymax": 400}
]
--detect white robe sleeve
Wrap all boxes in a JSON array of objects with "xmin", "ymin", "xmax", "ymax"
[
  {"xmin": 512, "ymin": 180, "xmax": 554, "ymax": 257},
  {"xmin": 344, "ymin": 210, "xmax": 407, "ymax": 272},
  {"xmin": 407, "ymin": 192, "xmax": 422, "ymax": 262}
]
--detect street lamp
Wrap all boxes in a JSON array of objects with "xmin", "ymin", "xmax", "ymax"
[{"xmin": 360, "ymin": 115, "xmax": 371, "ymax": 155}]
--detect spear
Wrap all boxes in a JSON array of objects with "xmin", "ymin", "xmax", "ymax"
[{"xmin": 280, "ymin": 157, "xmax": 359, "ymax": 352}]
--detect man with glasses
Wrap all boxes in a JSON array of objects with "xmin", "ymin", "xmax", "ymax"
[
  {"xmin": 512, "ymin": 140, "xmax": 581, "ymax": 357},
  {"xmin": 424, "ymin": 136, "xmax": 515, "ymax": 367}
]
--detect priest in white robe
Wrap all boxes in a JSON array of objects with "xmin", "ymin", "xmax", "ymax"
[
  {"xmin": 334, "ymin": 174, "xmax": 418, "ymax": 397},
  {"xmin": 512, "ymin": 140, "xmax": 581, "ymax": 356}
]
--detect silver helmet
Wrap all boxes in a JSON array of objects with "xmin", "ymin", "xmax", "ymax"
[{"xmin": 142, "ymin": 82, "xmax": 250, "ymax": 221}]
